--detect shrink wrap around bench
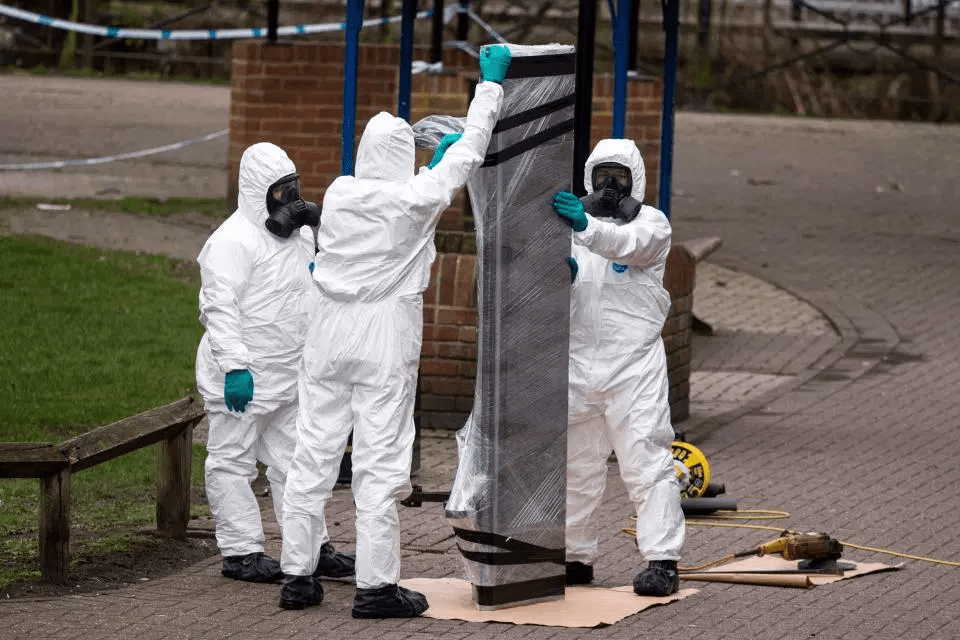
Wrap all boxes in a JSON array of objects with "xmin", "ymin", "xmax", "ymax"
[{"xmin": 430, "ymin": 43, "xmax": 575, "ymax": 610}]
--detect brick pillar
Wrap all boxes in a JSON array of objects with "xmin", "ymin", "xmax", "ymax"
[
  {"xmin": 228, "ymin": 41, "xmax": 400, "ymax": 209},
  {"xmin": 420, "ymin": 252, "xmax": 478, "ymax": 429},
  {"xmin": 661, "ymin": 245, "xmax": 695, "ymax": 423}
]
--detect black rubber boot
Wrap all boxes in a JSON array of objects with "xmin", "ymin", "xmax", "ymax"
[
  {"xmin": 565, "ymin": 561, "xmax": 594, "ymax": 585},
  {"xmin": 313, "ymin": 541, "xmax": 356, "ymax": 579},
  {"xmin": 278, "ymin": 575, "xmax": 324, "ymax": 610},
  {"xmin": 633, "ymin": 560, "xmax": 680, "ymax": 597},
  {"xmin": 351, "ymin": 584, "xmax": 429, "ymax": 619},
  {"xmin": 221, "ymin": 552, "xmax": 283, "ymax": 583}
]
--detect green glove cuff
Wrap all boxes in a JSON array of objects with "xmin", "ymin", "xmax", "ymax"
[{"xmin": 428, "ymin": 132, "xmax": 463, "ymax": 169}]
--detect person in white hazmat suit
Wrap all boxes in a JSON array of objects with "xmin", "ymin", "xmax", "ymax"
[
  {"xmin": 551, "ymin": 138, "xmax": 685, "ymax": 597},
  {"xmin": 196, "ymin": 142, "xmax": 354, "ymax": 584},
  {"xmin": 277, "ymin": 46, "xmax": 512, "ymax": 616}
]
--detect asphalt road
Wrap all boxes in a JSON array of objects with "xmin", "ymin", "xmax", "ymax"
[{"xmin": 0, "ymin": 73, "xmax": 229, "ymax": 200}]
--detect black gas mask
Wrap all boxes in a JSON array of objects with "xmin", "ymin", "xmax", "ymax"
[
  {"xmin": 580, "ymin": 162, "xmax": 642, "ymax": 223},
  {"xmin": 264, "ymin": 173, "xmax": 321, "ymax": 238}
]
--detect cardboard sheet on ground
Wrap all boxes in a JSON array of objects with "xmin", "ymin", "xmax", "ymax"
[
  {"xmin": 400, "ymin": 577, "xmax": 696, "ymax": 627},
  {"xmin": 680, "ymin": 555, "xmax": 900, "ymax": 588}
]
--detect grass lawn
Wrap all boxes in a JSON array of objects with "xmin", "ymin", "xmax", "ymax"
[{"xmin": 0, "ymin": 232, "xmax": 207, "ymax": 586}]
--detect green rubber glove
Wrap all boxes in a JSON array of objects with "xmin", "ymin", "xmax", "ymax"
[
  {"xmin": 567, "ymin": 256, "xmax": 578, "ymax": 283},
  {"xmin": 553, "ymin": 191, "xmax": 588, "ymax": 232},
  {"xmin": 224, "ymin": 369, "xmax": 254, "ymax": 413},
  {"xmin": 428, "ymin": 132, "xmax": 462, "ymax": 169},
  {"xmin": 479, "ymin": 44, "xmax": 512, "ymax": 84}
]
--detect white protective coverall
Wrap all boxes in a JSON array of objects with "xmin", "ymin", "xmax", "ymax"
[
  {"xmin": 565, "ymin": 138, "xmax": 685, "ymax": 565},
  {"xmin": 281, "ymin": 80, "xmax": 504, "ymax": 587},
  {"xmin": 196, "ymin": 142, "xmax": 318, "ymax": 557}
]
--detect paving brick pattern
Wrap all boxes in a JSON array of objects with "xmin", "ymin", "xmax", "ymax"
[{"xmin": 3, "ymin": 86, "xmax": 959, "ymax": 638}]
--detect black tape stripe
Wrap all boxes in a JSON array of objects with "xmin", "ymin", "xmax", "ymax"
[
  {"xmin": 493, "ymin": 93, "xmax": 576, "ymax": 134},
  {"xmin": 504, "ymin": 53, "xmax": 576, "ymax": 79},
  {"xmin": 453, "ymin": 527, "xmax": 565, "ymax": 565},
  {"xmin": 457, "ymin": 545, "xmax": 564, "ymax": 566},
  {"xmin": 454, "ymin": 527, "xmax": 554, "ymax": 552},
  {"xmin": 473, "ymin": 576, "xmax": 566, "ymax": 607},
  {"xmin": 481, "ymin": 118, "xmax": 575, "ymax": 168}
]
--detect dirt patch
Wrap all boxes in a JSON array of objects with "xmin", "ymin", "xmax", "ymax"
[
  {"xmin": 1, "ymin": 528, "xmax": 219, "ymax": 600},
  {"xmin": 0, "ymin": 463, "xmax": 281, "ymax": 600}
]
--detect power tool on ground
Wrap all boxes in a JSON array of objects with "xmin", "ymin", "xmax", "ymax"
[{"xmin": 737, "ymin": 531, "xmax": 851, "ymax": 574}]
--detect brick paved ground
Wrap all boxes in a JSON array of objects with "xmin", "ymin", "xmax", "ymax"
[{"xmin": 2, "ymin": 78, "xmax": 958, "ymax": 639}]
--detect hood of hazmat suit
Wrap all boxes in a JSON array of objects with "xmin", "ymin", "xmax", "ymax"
[
  {"xmin": 195, "ymin": 142, "xmax": 318, "ymax": 412},
  {"xmin": 583, "ymin": 138, "xmax": 646, "ymax": 201},
  {"xmin": 566, "ymin": 138, "xmax": 684, "ymax": 564}
]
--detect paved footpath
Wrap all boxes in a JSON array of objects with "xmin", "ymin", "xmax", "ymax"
[{"xmin": 2, "ymin": 77, "xmax": 959, "ymax": 639}]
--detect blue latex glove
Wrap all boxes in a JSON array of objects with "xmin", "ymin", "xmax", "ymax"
[
  {"xmin": 479, "ymin": 44, "xmax": 512, "ymax": 84},
  {"xmin": 552, "ymin": 191, "xmax": 588, "ymax": 232},
  {"xmin": 224, "ymin": 369, "xmax": 254, "ymax": 413},
  {"xmin": 567, "ymin": 257, "xmax": 578, "ymax": 283},
  {"xmin": 309, "ymin": 261, "xmax": 315, "ymax": 273},
  {"xmin": 428, "ymin": 132, "xmax": 462, "ymax": 169}
]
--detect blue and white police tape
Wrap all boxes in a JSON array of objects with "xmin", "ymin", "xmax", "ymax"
[
  {"xmin": 0, "ymin": 129, "xmax": 228, "ymax": 171},
  {"xmin": 0, "ymin": 4, "xmax": 445, "ymax": 41}
]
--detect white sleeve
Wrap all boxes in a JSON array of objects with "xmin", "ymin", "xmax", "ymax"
[
  {"xmin": 197, "ymin": 236, "xmax": 254, "ymax": 372},
  {"xmin": 411, "ymin": 81, "xmax": 504, "ymax": 219},
  {"xmin": 574, "ymin": 205, "xmax": 672, "ymax": 268}
]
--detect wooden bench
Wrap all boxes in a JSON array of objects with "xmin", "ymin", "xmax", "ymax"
[{"xmin": 0, "ymin": 396, "xmax": 206, "ymax": 583}]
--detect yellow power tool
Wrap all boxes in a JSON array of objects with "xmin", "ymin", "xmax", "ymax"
[
  {"xmin": 737, "ymin": 532, "xmax": 851, "ymax": 574},
  {"xmin": 755, "ymin": 532, "xmax": 844, "ymax": 562}
]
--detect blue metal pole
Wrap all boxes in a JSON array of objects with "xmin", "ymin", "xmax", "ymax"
[
  {"xmin": 613, "ymin": 0, "xmax": 630, "ymax": 138},
  {"xmin": 659, "ymin": 0, "xmax": 679, "ymax": 218},
  {"xmin": 342, "ymin": 0, "xmax": 365, "ymax": 176},
  {"xmin": 398, "ymin": 0, "xmax": 417, "ymax": 121}
]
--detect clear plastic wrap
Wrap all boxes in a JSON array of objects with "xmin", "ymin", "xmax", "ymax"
[
  {"xmin": 439, "ymin": 43, "xmax": 576, "ymax": 610},
  {"xmin": 412, "ymin": 114, "xmax": 466, "ymax": 150}
]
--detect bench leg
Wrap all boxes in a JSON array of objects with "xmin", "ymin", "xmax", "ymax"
[
  {"xmin": 156, "ymin": 425, "xmax": 193, "ymax": 539},
  {"xmin": 40, "ymin": 469, "xmax": 71, "ymax": 583}
]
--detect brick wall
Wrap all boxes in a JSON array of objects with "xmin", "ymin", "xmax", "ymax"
[
  {"xmin": 228, "ymin": 42, "xmax": 475, "ymax": 225},
  {"xmin": 420, "ymin": 253, "xmax": 479, "ymax": 428},
  {"xmin": 228, "ymin": 41, "xmax": 689, "ymax": 429}
]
